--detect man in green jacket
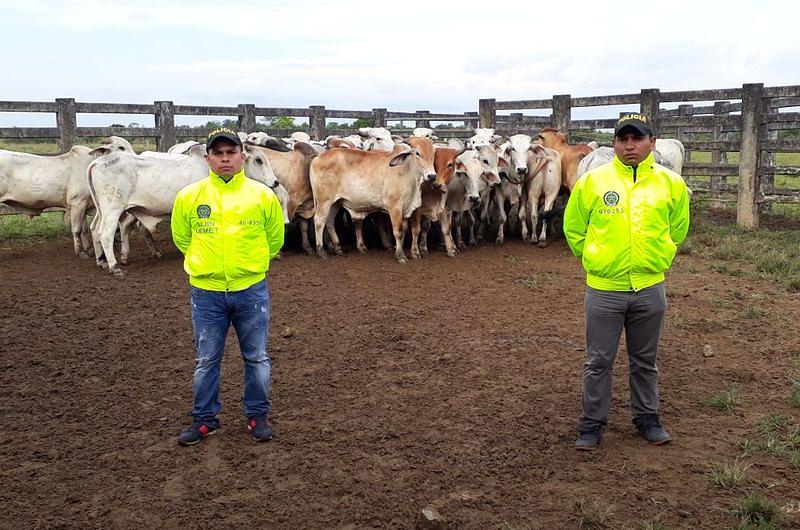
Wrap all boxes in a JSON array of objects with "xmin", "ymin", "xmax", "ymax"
[
  {"xmin": 563, "ymin": 114, "xmax": 690, "ymax": 451},
  {"xmin": 171, "ymin": 128, "xmax": 285, "ymax": 446}
]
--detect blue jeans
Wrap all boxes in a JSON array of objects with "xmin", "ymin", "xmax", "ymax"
[{"xmin": 189, "ymin": 280, "xmax": 271, "ymax": 424}]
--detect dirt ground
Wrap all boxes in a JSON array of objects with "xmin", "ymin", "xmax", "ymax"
[{"xmin": 1, "ymin": 226, "xmax": 799, "ymax": 529}]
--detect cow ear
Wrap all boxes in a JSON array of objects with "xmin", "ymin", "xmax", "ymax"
[
  {"xmin": 498, "ymin": 157, "xmax": 509, "ymax": 169},
  {"xmin": 89, "ymin": 146, "xmax": 112, "ymax": 157},
  {"xmin": 263, "ymin": 138, "xmax": 292, "ymax": 152},
  {"xmin": 389, "ymin": 150, "xmax": 414, "ymax": 167}
]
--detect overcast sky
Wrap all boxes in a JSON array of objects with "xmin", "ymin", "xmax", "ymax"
[{"xmin": 2, "ymin": 0, "xmax": 798, "ymax": 128}]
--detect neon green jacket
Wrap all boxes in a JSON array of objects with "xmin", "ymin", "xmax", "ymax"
[
  {"xmin": 171, "ymin": 169, "xmax": 285, "ymax": 292},
  {"xmin": 563, "ymin": 152, "xmax": 690, "ymax": 291}
]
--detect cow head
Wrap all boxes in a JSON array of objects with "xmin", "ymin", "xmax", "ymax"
[
  {"xmin": 89, "ymin": 136, "xmax": 136, "ymax": 158},
  {"xmin": 243, "ymin": 144, "xmax": 279, "ymax": 188},
  {"xmin": 476, "ymin": 145, "xmax": 502, "ymax": 189},
  {"xmin": 505, "ymin": 134, "xmax": 533, "ymax": 182}
]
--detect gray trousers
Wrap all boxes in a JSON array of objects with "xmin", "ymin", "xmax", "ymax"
[{"xmin": 578, "ymin": 282, "xmax": 667, "ymax": 431}]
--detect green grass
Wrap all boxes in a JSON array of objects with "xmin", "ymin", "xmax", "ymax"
[
  {"xmin": 791, "ymin": 379, "xmax": 800, "ymax": 407},
  {"xmin": 637, "ymin": 520, "xmax": 668, "ymax": 530},
  {"xmin": 733, "ymin": 494, "xmax": 780, "ymax": 529},
  {"xmin": 708, "ymin": 459, "xmax": 751, "ymax": 488},
  {"xmin": 573, "ymin": 499, "xmax": 614, "ymax": 529},
  {"xmin": 683, "ymin": 206, "xmax": 800, "ymax": 291},
  {"xmin": 707, "ymin": 386, "xmax": 741, "ymax": 412},
  {"xmin": 0, "ymin": 212, "xmax": 70, "ymax": 242}
]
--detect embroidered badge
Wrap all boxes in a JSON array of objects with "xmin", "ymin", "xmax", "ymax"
[
  {"xmin": 197, "ymin": 204, "xmax": 212, "ymax": 219},
  {"xmin": 603, "ymin": 191, "xmax": 620, "ymax": 207}
]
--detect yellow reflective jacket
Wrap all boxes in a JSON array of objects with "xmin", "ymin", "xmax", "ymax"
[
  {"xmin": 563, "ymin": 152, "xmax": 690, "ymax": 291},
  {"xmin": 170, "ymin": 169, "xmax": 285, "ymax": 292}
]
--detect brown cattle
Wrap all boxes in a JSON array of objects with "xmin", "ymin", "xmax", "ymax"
[
  {"xmin": 251, "ymin": 141, "xmax": 318, "ymax": 254},
  {"xmin": 536, "ymin": 128, "xmax": 595, "ymax": 191},
  {"xmin": 309, "ymin": 137, "xmax": 437, "ymax": 263},
  {"xmin": 408, "ymin": 138, "xmax": 465, "ymax": 258}
]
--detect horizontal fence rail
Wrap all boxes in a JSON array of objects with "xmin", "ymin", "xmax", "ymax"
[{"xmin": 1, "ymin": 83, "xmax": 798, "ymax": 228}]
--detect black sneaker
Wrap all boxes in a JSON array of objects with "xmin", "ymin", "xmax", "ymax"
[
  {"xmin": 178, "ymin": 420, "xmax": 218, "ymax": 446},
  {"xmin": 575, "ymin": 426, "xmax": 603, "ymax": 451},
  {"xmin": 633, "ymin": 415, "xmax": 672, "ymax": 445},
  {"xmin": 247, "ymin": 415, "xmax": 274, "ymax": 443}
]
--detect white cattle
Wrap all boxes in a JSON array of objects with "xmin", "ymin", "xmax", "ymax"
[
  {"xmin": 516, "ymin": 145, "xmax": 562, "ymax": 247},
  {"xmin": 167, "ymin": 141, "xmax": 204, "ymax": 155},
  {"xmin": 246, "ymin": 132, "xmax": 293, "ymax": 152},
  {"xmin": 446, "ymin": 145, "xmax": 502, "ymax": 250},
  {"xmin": 466, "ymin": 128, "xmax": 502, "ymax": 149},
  {"xmin": 358, "ymin": 127, "xmax": 396, "ymax": 151},
  {"xmin": 476, "ymin": 141, "xmax": 520, "ymax": 245},
  {"xmin": 88, "ymin": 144, "xmax": 280, "ymax": 276},
  {"xmin": 412, "ymin": 127, "xmax": 438, "ymax": 140}
]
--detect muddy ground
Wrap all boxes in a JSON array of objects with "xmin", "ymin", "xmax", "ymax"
[{"xmin": 1, "ymin": 225, "xmax": 799, "ymax": 529}]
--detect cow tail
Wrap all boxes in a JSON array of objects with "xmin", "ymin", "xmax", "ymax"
[
  {"xmin": 540, "ymin": 205, "xmax": 565, "ymax": 221},
  {"xmin": 87, "ymin": 160, "xmax": 102, "ymax": 218}
]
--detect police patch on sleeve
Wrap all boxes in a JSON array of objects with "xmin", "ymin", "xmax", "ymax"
[
  {"xmin": 197, "ymin": 204, "xmax": 212, "ymax": 218},
  {"xmin": 603, "ymin": 191, "xmax": 620, "ymax": 207}
]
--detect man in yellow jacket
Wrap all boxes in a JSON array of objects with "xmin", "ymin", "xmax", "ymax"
[
  {"xmin": 564, "ymin": 114, "xmax": 690, "ymax": 451},
  {"xmin": 171, "ymin": 128, "xmax": 285, "ymax": 446}
]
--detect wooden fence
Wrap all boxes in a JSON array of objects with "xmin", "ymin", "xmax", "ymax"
[{"xmin": 1, "ymin": 83, "xmax": 799, "ymax": 228}]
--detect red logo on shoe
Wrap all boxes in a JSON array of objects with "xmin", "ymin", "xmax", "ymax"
[{"xmin": 198, "ymin": 425, "xmax": 210, "ymax": 436}]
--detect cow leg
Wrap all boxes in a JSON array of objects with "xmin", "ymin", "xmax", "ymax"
[
  {"xmin": 313, "ymin": 201, "xmax": 333, "ymax": 259},
  {"xmin": 376, "ymin": 214, "xmax": 393, "ymax": 250},
  {"xmin": 409, "ymin": 211, "xmax": 422, "ymax": 260},
  {"xmin": 452, "ymin": 211, "xmax": 466, "ymax": 251},
  {"xmin": 298, "ymin": 218, "xmax": 314, "ymax": 255},
  {"xmin": 354, "ymin": 219, "xmax": 368, "ymax": 254},
  {"xmin": 68, "ymin": 204, "xmax": 89, "ymax": 259},
  {"xmin": 118, "ymin": 214, "xmax": 138, "ymax": 265},
  {"xmin": 136, "ymin": 215, "xmax": 163, "ymax": 258},
  {"xmin": 326, "ymin": 204, "xmax": 344, "ymax": 256},
  {"xmin": 388, "ymin": 209, "xmax": 408, "ymax": 264},
  {"xmin": 90, "ymin": 213, "xmax": 107, "ymax": 268},
  {"xmin": 419, "ymin": 218, "xmax": 431, "ymax": 257},
  {"xmin": 528, "ymin": 201, "xmax": 540, "ymax": 245},
  {"xmin": 438, "ymin": 209, "xmax": 457, "ymax": 257},
  {"xmin": 476, "ymin": 188, "xmax": 492, "ymax": 242},
  {"xmin": 518, "ymin": 193, "xmax": 531, "ymax": 243},
  {"xmin": 466, "ymin": 209, "xmax": 477, "ymax": 246},
  {"xmin": 96, "ymin": 208, "xmax": 125, "ymax": 276},
  {"xmin": 496, "ymin": 197, "xmax": 508, "ymax": 245}
]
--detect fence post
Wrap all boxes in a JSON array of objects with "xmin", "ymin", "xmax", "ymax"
[
  {"xmin": 710, "ymin": 101, "xmax": 726, "ymax": 209},
  {"xmin": 479, "ymin": 98, "xmax": 496, "ymax": 129},
  {"xmin": 737, "ymin": 83, "xmax": 764, "ymax": 229},
  {"xmin": 551, "ymin": 94, "xmax": 571, "ymax": 136},
  {"xmin": 372, "ymin": 108, "xmax": 387, "ymax": 128},
  {"xmin": 309, "ymin": 105, "xmax": 326, "ymax": 141},
  {"xmin": 760, "ymin": 105, "xmax": 776, "ymax": 214},
  {"xmin": 678, "ymin": 104, "xmax": 693, "ymax": 162},
  {"xmin": 56, "ymin": 98, "xmax": 77, "ymax": 153},
  {"xmin": 464, "ymin": 112, "xmax": 478, "ymax": 131},
  {"xmin": 155, "ymin": 101, "xmax": 175, "ymax": 152},
  {"xmin": 416, "ymin": 110, "xmax": 431, "ymax": 128},
  {"xmin": 238, "ymin": 104, "xmax": 256, "ymax": 133},
  {"xmin": 640, "ymin": 88, "xmax": 661, "ymax": 135}
]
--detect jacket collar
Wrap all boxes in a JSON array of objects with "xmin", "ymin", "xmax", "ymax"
[
  {"xmin": 209, "ymin": 168, "xmax": 246, "ymax": 189},
  {"xmin": 613, "ymin": 152, "xmax": 656, "ymax": 181}
]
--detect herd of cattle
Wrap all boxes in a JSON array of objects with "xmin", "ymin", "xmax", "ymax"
[{"xmin": 0, "ymin": 126, "xmax": 687, "ymax": 276}]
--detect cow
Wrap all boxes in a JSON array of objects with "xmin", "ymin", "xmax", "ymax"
[
  {"xmin": 309, "ymin": 138, "xmax": 437, "ymax": 263},
  {"xmin": 535, "ymin": 128, "xmax": 596, "ymax": 191},
  {"xmin": 446, "ymin": 145, "xmax": 502, "ymax": 250},
  {"xmin": 466, "ymin": 128, "xmax": 503, "ymax": 149},
  {"xmin": 501, "ymin": 134, "xmax": 562, "ymax": 246},
  {"xmin": 249, "ymin": 141, "xmax": 319, "ymax": 254},
  {"xmin": 167, "ymin": 141, "xmax": 204, "ymax": 155},
  {"xmin": 408, "ymin": 138, "xmax": 465, "ymax": 258},
  {"xmin": 575, "ymin": 142, "xmax": 691, "ymax": 196},
  {"xmin": 476, "ymin": 140, "xmax": 521, "ymax": 245},
  {"xmin": 412, "ymin": 127, "xmax": 438, "ymax": 140},
  {"xmin": 245, "ymin": 132, "xmax": 293, "ymax": 152},
  {"xmin": 88, "ymin": 144, "xmax": 280, "ymax": 276},
  {"xmin": 358, "ymin": 127, "xmax": 396, "ymax": 151}
]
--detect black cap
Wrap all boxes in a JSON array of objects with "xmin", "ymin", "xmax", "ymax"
[
  {"xmin": 614, "ymin": 113, "xmax": 654, "ymax": 137},
  {"xmin": 206, "ymin": 127, "xmax": 243, "ymax": 150}
]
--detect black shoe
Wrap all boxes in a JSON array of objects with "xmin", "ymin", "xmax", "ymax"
[
  {"xmin": 575, "ymin": 426, "xmax": 603, "ymax": 451},
  {"xmin": 178, "ymin": 420, "xmax": 218, "ymax": 446},
  {"xmin": 247, "ymin": 415, "xmax": 274, "ymax": 442},
  {"xmin": 633, "ymin": 414, "xmax": 672, "ymax": 445}
]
